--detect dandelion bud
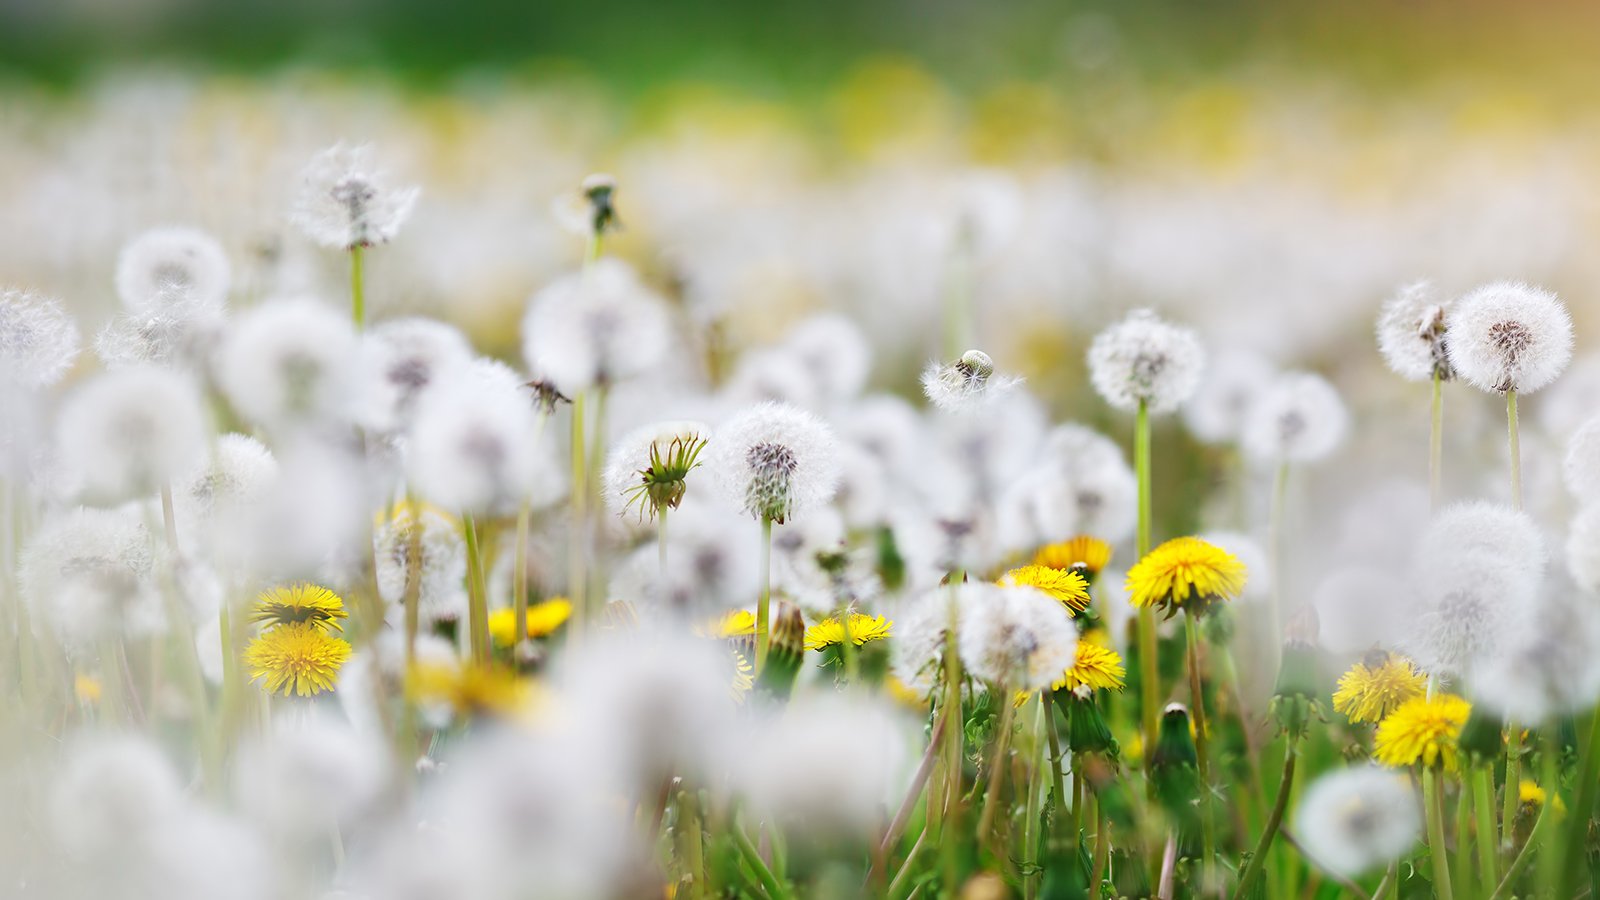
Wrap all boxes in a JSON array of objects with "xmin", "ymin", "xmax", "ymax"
[
  {"xmin": 1242, "ymin": 371, "xmax": 1349, "ymax": 465},
  {"xmin": 755, "ymin": 603, "xmax": 806, "ymax": 702},
  {"xmin": 958, "ymin": 584, "xmax": 1078, "ymax": 691},
  {"xmin": 291, "ymin": 143, "xmax": 419, "ymax": 250},
  {"xmin": 521, "ymin": 259, "xmax": 671, "ymax": 394},
  {"xmin": 603, "ymin": 421, "xmax": 709, "ymax": 521},
  {"xmin": 710, "ymin": 401, "xmax": 840, "ymax": 525},
  {"xmin": 582, "ymin": 172, "xmax": 620, "ymax": 236},
  {"xmin": 1454, "ymin": 706, "xmax": 1506, "ymax": 763},
  {"xmin": 216, "ymin": 297, "xmax": 362, "ymax": 433},
  {"xmin": 1061, "ymin": 685, "xmax": 1117, "ymax": 754},
  {"xmin": 920, "ymin": 348, "xmax": 1023, "ymax": 412},
  {"xmin": 56, "ymin": 365, "xmax": 206, "ymax": 504},
  {"xmin": 1376, "ymin": 279, "xmax": 1452, "ymax": 382},
  {"xmin": 0, "ymin": 288, "xmax": 80, "ymax": 388},
  {"xmin": 114, "ymin": 226, "xmax": 230, "ymax": 313},
  {"xmin": 1086, "ymin": 309, "xmax": 1204, "ymax": 414},
  {"xmin": 1446, "ymin": 280, "xmax": 1572, "ymax": 394},
  {"xmin": 1149, "ymin": 703, "xmax": 1203, "ymax": 833},
  {"xmin": 1294, "ymin": 767, "xmax": 1421, "ymax": 878}
]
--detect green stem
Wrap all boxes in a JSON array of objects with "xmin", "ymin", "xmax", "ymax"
[
  {"xmin": 1045, "ymin": 695, "xmax": 1067, "ymax": 834},
  {"xmin": 1453, "ymin": 773, "xmax": 1472, "ymax": 895},
  {"xmin": 1233, "ymin": 736, "xmax": 1298, "ymax": 900},
  {"xmin": 462, "ymin": 514, "xmax": 489, "ymax": 665},
  {"xmin": 1021, "ymin": 696, "xmax": 1046, "ymax": 898},
  {"xmin": 1429, "ymin": 368, "xmax": 1443, "ymax": 509},
  {"xmin": 680, "ymin": 790, "xmax": 706, "ymax": 900},
  {"xmin": 349, "ymin": 244, "xmax": 365, "ymax": 329},
  {"xmin": 1473, "ymin": 767, "xmax": 1499, "ymax": 887},
  {"xmin": 733, "ymin": 812, "xmax": 790, "ymax": 900},
  {"xmin": 1267, "ymin": 461, "xmax": 1289, "ymax": 674},
  {"xmin": 513, "ymin": 501, "xmax": 530, "ymax": 652},
  {"xmin": 1423, "ymin": 767, "xmax": 1455, "ymax": 900},
  {"xmin": 1134, "ymin": 399, "xmax": 1159, "ymax": 760},
  {"xmin": 656, "ymin": 506, "xmax": 668, "ymax": 578},
  {"xmin": 1558, "ymin": 709, "xmax": 1600, "ymax": 899},
  {"xmin": 1500, "ymin": 724, "xmax": 1522, "ymax": 852},
  {"xmin": 976, "ymin": 684, "xmax": 1017, "ymax": 855},
  {"xmin": 1490, "ymin": 799, "xmax": 1555, "ymax": 900},
  {"xmin": 568, "ymin": 392, "xmax": 588, "ymax": 628},
  {"xmin": 1185, "ymin": 613, "xmax": 1217, "ymax": 888},
  {"xmin": 756, "ymin": 516, "xmax": 773, "ymax": 671},
  {"xmin": 586, "ymin": 385, "xmax": 609, "ymax": 607},
  {"xmin": 1507, "ymin": 390, "xmax": 1521, "ymax": 510}
]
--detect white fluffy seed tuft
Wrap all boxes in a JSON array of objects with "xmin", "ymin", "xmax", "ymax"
[
  {"xmin": 1087, "ymin": 309, "xmax": 1204, "ymax": 415},
  {"xmin": 1242, "ymin": 371, "xmax": 1349, "ymax": 464},
  {"xmin": 1446, "ymin": 280, "xmax": 1572, "ymax": 394}
]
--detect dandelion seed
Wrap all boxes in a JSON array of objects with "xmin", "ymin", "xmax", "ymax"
[
  {"xmin": 248, "ymin": 583, "xmax": 348, "ymax": 633},
  {"xmin": 1295, "ymin": 766, "xmax": 1421, "ymax": 878},
  {"xmin": 0, "ymin": 288, "xmax": 80, "ymax": 388},
  {"xmin": 1241, "ymin": 371, "xmax": 1349, "ymax": 464},
  {"xmin": 1376, "ymin": 279, "xmax": 1452, "ymax": 382},
  {"xmin": 710, "ymin": 401, "xmax": 840, "ymax": 525},
  {"xmin": 114, "ymin": 226, "xmax": 231, "ymax": 313},
  {"xmin": 245, "ymin": 622, "xmax": 352, "ymax": 697},
  {"xmin": 1086, "ymin": 308, "xmax": 1204, "ymax": 414},
  {"xmin": 1332, "ymin": 651, "xmax": 1427, "ymax": 724},
  {"xmin": 291, "ymin": 143, "xmax": 419, "ymax": 250},
  {"xmin": 804, "ymin": 613, "xmax": 892, "ymax": 650},
  {"xmin": 56, "ymin": 364, "xmax": 207, "ymax": 504},
  {"xmin": 999, "ymin": 564, "xmax": 1090, "ymax": 613},
  {"xmin": 1125, "ymin": 536, "xmax": 1247, "ymax": 619},
  {"xmin": 1373, "ymin": 693, "xmax": 1470, "ymax": 771},
  {"xmin": 1446, "ymin": 280, "xmax": 1572, "ymax": 394},
  {"xmin": 921, "ymin": 349, "xmax": 1023, "ymax": 412},
  {"xmin": 172, "ymin": 433, "xmax": 276, "ymax": 540}
]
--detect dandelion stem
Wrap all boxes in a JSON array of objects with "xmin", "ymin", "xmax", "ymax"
[
  {"xmin": 1232, "ymin": 736, "xmax": 1298, "ymax": 900},
  {"xmin": 349, "ymin": 244, "xmax": 365, "ymax": 329},
  {"xmin": 513, "ymin": 500, "xmax": 530, "ymax": 654},
  {"xmin": 1472, "ymin": 766, "xmax": 1499, "ymax": 886},
  {"xmin": 886, "ymin": 823, "xmax": 929, "ymax": 900},
  {"xmin": 656, "ymin": 506, "xmax": 668, "ymax": 578},
  {"xmin": 680, "ymin": 789, "xmax": 706, "ymax": 900},
  {"xmin": 1557, "ymin": 709, "xmax": 1600, "ymax": 899},
  {"xmin": 586, "ymin": 385, "xmax": 610, "ymax": 606},
  {"xmin": 756, "ymin": 515, "xmax": 774, "ymax": 671},
  {"xmin": 1452, "ymin": 774, "xmax": 1472, "ymax": 893},
  {"xmin": 569, "ymin": 392, "xmax": 588, "ymax": 629},
  {"xmin": 733, "ymin": 811, "xmax": 791, "ymax": 900},
  {"xmin": 1429, "ymin": 367, "xmax": 1443, "ymax": 508},
  {"xmin": 462, "ymin": 514, "xmax": 489, "ymax": 665},
  {"xmin": 1506, "ymin": 389, "xmax": 1522, "ymax": 510},
  {"xmin": 1423, "ymin": 767, "xmax": 1455, "ymax": 900},
  {"xmin": 1134, "ymin": 398, "xmax": 1159, "ymax": 761},
  {"xmin": 1185, "ymin": 612, "xmax": 1217, "ymax": 890},
  {"xmin": 1489, "ymin": 797, "xmax": 1554, "ymax": 900},
  {"xmin": 1266, "ymin": 461, "xmax": 1289, "ymax": 673},
  {"xmin": 1044, "ymin": 695, "xmax": 1067, "ymax": 833},
  {"xmin": 976, "ymin": 682, "xmax": 1017, "ymax": 856},
  {"xmin": 1088, "ymin": 804, "xmax": 1110, "ymax": 895},
  {"xmin": 872, "ymin": 710, "xmax": 948, "ymax": 886},
  {"xmin": 1500, "ymin": 724, "xmax": 1522, "ymax": 853}
]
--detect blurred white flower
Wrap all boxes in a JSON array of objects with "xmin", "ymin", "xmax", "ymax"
[
  {"xmin": 782, "ymin": 313, "xmax": 872, "ymax": 404},
  {"xmin": 1562, "ymin": 415, "xmax": 1600, "ymax": 505},
  {"xmin": 234, "ymin": 713, "xmax": 390, "ymax": 841},
  {"xmin": 216, "ymin": 297, "xmax": 362, "ymax": 433},
  {"xmin": 958, "ymin": 584, "xmax": 1077, "ymax": 690},
  {"xmin": 19, "ymin": 507, "xmax": 162, "ymax": 646},
  {"xmin": 56, "ymin": 365, "xmax": 207, "ymax": 504},
  {"xmin": 1183, "ymin": 349, "xmax": 1275, "ymax": 444},
  {"xmin": 291, "ymin": 143, "xmax": 419, "ymax": 249},
  {"xmin": 1471, "ymin": 584, "xmax": 1600, "ymax": 724},
  {"xmin": 1294, "ymin": 766, "xmax": 1420, "ymax": 878},
  {"xmin": 1446, "ymin": 280, "xmax": 1572, "ymax": 394},
  {"xmin": 406, "ymin": 369, "xmax": 561, "ymax": 516},
  {"xmin": 921, "ymin": 349, "xmax": 1022, "ymax": 413},
  {"xmin": 49, "ymin": 735, "xmax": 184, "ymax": 859},
  {"xmin": 1087, "ymin": 309, "xmax": 1204, "ymax": 414},
  {"xmin": 1375, "ymin": 279, "xmax": 1451, "ymax": 383},
  {"xmin": 374, "ymin": 502, "xmax": 468, "ymax": 625},
  {"xmin": 360, "ymin": 317, "xmax": 475, "ymax": 433},
  {"xmin": 1242, "ymin": 371, "xmax": 1348, "ymax": 465},
  {"xmin": 114, "ymin": 226, "xmax": 231, "ymax": 313},
  {"xmin": 521, "ymin": 259, "xmax": 672, "ymax": 394},
  {"xmin": 0, "ymin": 288, "xmax": 80, "ymax": 388},
  {"xmin": 95, "ymin": 298, "xmax": 225, "ymax": 372}
]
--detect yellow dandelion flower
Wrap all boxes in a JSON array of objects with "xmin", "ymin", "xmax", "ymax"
[
  {"xmin": 1333, "ymin": 652, "xmax": 1427, "ymax": 724},
  {"xmin": 1518, "ymin": 780, "xmax": 1564, "ymax": 812},
  {"xmin": 74, "ymin": 674, "xmax": 102, "ymax": 704},
  {"xmin": 1125, "ymin": 536, "xmax": 1247, "ymax": 618},
  {"xmin": 409, "ymin": 662, "xmax": 536, "ymax": 719},
  {"xmin": 488, "ymin": 598, "xmax": 574, "ymax": 646},
  {"xmin": 1033, "ymin": 535, "xmax": 1113, "ymax": 575},
  {"xmin": 804, "ymin": 613, "xmax": 893, "ymax": 650},
  {"xmin": 245, "ymin": 623, "xmax": 352, "ymax": 697},
  {"xmin": 730, "ymin": 650, "xmax": 754, "ymax": 704},
  {"xmin": 1052, "ymin": 642, "xmax": 1127, "ymax": 693},
  {"xmin": 885, "ymin": 675, "xmax": 930, "ymax": 711},
  {"xmin": 1373, "ymin": 694, "xmax": 1471, "ymax": 772},
  {"xmin": 249, "ymin": 583, "xmax": 348, "ymax": 633},
  {"xmin": 1080, "ymin": 628, "xmax": 1114, "ymax": 648},
  {"xmin": 697, "ymin": 609, "xmax": 756, "ymax": 639},
  {"xmin": 1000, "ymin": 565, "xmax": 1090, "ymax": 614}
]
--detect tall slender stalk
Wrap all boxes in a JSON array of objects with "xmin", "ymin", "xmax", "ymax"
[
  {"xmin": 1472, "ymin": 767, "xmax": 1499, "ymax": 886},
  {"xmin": 1423, "ymin": 767, "xmax": 1455, "ymax": 900},
  {"xmin": 1134, "ymin": 399, "xmax": 1159, "ymax": 758},
  {"xmin": 755, "ymin": 516, "xmax": 774, "ymax": 670},
  {"xmin": 1500, "ymin": 390, "xmax": 1523, "ymax": 854},
  {"xmin": 461, "ymin": 514, "xmax": 489, "ymax": 665},
  {"xmin": 1557, "ymin": 709, "xmax": 1600, "ymax": 899},
  {"xmin": 1185, "ymin": 613, "xmax": 1217, "ymax": 889},
  {"xmin": 976, "ymin": 684, "xmax": 1017, "ymax": 854},
  {"xmin": 568, "ymin": 393, "xmax": 588, "ymax": 628},
  {"xmin": 1266, "ymin": 461, "xmax": 1289, "ymax": 674},
  {"xmin": 1233, "ymin": 736, "xmax": 1298, "ymax": 900},
  {"xmin": 349, "ymin": 245, "xmax": 366, "ymax": 329},
  {"xmin": 656, "ymin": 507, "xmax": 669, "ymax": 577},
  {"xmin": 512, "ymin": 501, "xmax": 530, "ymax": 653},
  {"xmin": 1506, "ymin": 390, "xmax": 1521, "ymax": 510},
  {"xmin": 1429, "ymin": 369, "xmax": 1443, "ymax": 508}
]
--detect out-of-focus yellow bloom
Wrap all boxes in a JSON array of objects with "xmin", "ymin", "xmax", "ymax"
[
  {"xmin": 730, "ymin": 650, "xmax": 754, "ymax": 704},
  {"xmin": 1374, "ymin": 694, "xmax": 1470, "ymax": 772},
  {"xmin": 1033, "ymin": 536, "xmax": 1113, "ymax": 577},
  {"xmin": 697, "ymin": 609, "xmax": 756, "ymax": 639},
  {"xmin": 409, "ymin": 662, "xmax": 536, "ymax": 719},
  {"xmin": 74, "ymin": 674, "xmax": 102, "ymax": 704},
  {"xmin": 804, "ymin": 613, "xmax": 892, "ymax": 650},
  {"xmin": 885, "ymin": 675, "xmax": 929, "ymax": 712},
  {"xmin": 1000, "ymin": 565, "xmax": 1090, "ymax": 614},
  {"xmin": 246, "ymin": 623, "xmax": 351, "ymax": 697},
  {"xmin": 1333, "ymin": 653, "xmax": 1427, "ymax": 724},
  {"xmin": 249, "ymin": 583, "xmax": 348, "ymax": 633},
  {"xmin": 1053, "ymin": 643, "xmax": 1127, "ymax": 693},
  {"xmin": 488, "ymin": 598, "xmax": 573, "ymax": 647},
  {"xmin": 1125, "ymin": 537, "xmax": 1247, "ymax": 618}
]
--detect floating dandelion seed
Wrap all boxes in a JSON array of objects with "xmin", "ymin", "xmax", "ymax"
[
  {"xmin": 1376, "ymin": 279, "xmax": 1452, "ymax": 382},
  {"xmin": 1373, "ymin": 693, "xmax": 1470, "ymax": 772},
  {"xmin": 1086, "ymin": 308, "xmax": 1205, "ymax": 414},
  {"xmin": 1447, "ymin": 281, "xmax": 1572, "ymax": 395},
  {"xmin": 114, "ymin": 226, "xmax": 231, "ymax": 313},
  {"xmin": 246, "ymin": 623, "xmax": 352, "ymax": 697},
  {"xmin": 248, "ymin": 583, "xmax": 348, "ymax": 633},
  {"xmin": 999, "ymin": 565, "xmax": 1090, "ymax": 613},
  {"xmin": 291, "ymin": 143, "xmax": 419, "ymax": 250},
  {"xmin": 1295, "ymin": 766, "xmax": 1422, "ymax": 878},
  {"xmin": 1125, "ymin": 536, "xmax": 1247, "ymax": 619},
  {"xmin": 804, "ymin": 613, "xmax": 892, "ymax": 650},
  {"xmin": 1332, "ymin": 652, "xmax": 1427, "ymax": 724},
  {"xmin": 603, "ymin": 421, "xmax": 710, "ymax": 521},
  {"xmin": 921, "ymin": 349, "xmax": 1023, "ymax": 412}
]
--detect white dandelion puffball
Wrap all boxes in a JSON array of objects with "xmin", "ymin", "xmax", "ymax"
[
  {"xmin": 290, "ymin": 143, "xmax": 419, "ymax": 249},
  {"xmin": 217, "ymin": 297, "xmax": 362, "ymax": 432},
  {"xmin": 1446, "ymin": 281, "xmax": 1572, "ymax": 394},
  {"xmin": 114, "ymin": 226, "xmax": 231, "ymax": 313},
  {"xmin": 95, "ymin": 299, "xmax": 225, "ymax": 372},
  {"xmin": 958, "ymin": 584, "xmax": 1078, "ymax": 691},
  {"xmin": 234, "ymin": 714, "xmax": 389, "ymax": 839},
  {"xmin": 890, "ymin": 585, "xmax": 978, "ymax": 694},
  {"xmin": 172, "ymin": 433, "xmax": 277, "ymax": 560},
  {"xmin": 1471, "ymin": 588, "xmax": 1600, "ymax": 724},
  {"xmin": 1567, "ymin": 506, "xmax": 1600, "ymax": 591},
  {"xmin": 56, "ymin": 365, "xmax": 207, "ymax": 504},
  {"xmin": 710, "ymin": 401, "xmax": 840, "ymax": 524},
  {"xmin": 19, "ymin": 507, "xmax": 160, "ymax": 647},
  {"xmin": 1087, "ymin": 308, "xmax": 1204, "ymax": 414},
  {"xmin": 1562, "ymin": 415, "xmax": 1600, "ymax": 504},
  {"xmin": 374, "ymin": 502, "xmax": 468, "ymax": 624},
  {"xmin": 522, "ymin": 258, "xmax": 672, "ymax": 394},
  {"xmin": 360, "ymin": 316, "xmax": 475, "ymax": 433},
  {"xmin": 602, "ymin": 420, "xmax": 710, "ymax": 517},
  {"xmin": 406, "ymin": 371, "xmax": 558, "ymax": 515},
  {"xmin": 1375, "ymin": 279, "xmax": 1451, "ymax": 383},
  {"xmin": 921, "ymin": 349, "xmax": 1023, "ymax": 413},
  {"xmin": 1242, "ymin": 371, "xmax": 1349, "ymax": 464},
  {"xmin": 1294, "ymin": 767, "xmax": 1421, "ymax": 878},
  {"xmin": 1182, "ymin": 349, "xmax": 1275, "ymax": 444},
  {"xmin": 49, "ymin": 736, "xmax": 185, "ymax": 860},
  {"xmin": 783, "ymin": 313, "xmax": 873, "ymax": 403},
  {"xmin": 0, "ymin": 288, "xmax": 80, "ymax": 388}
]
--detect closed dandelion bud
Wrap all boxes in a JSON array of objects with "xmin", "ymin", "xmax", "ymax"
[
  {"xmin": 710, "ymin": 401, "xmax": 840, "ymax": 525},
  {"xmin": 291, "ymin": 143, "xmax": 419, "ymax": 250},
  {"xmin": 114, "ymin": 226, "xmax": 231, "ymax": 313},
  {"xmin": 1087, "ymin": 308, "xmax": 1205, "ymax": 414},
  {"xmin": 0, "ymin": 288, "xmax": 81, "ymax": 388},
  {"xmin": 1060, "ymin": 685, "xmax": 1117, "ymax": 755},
  {"xmin": 755, "ymin": 603, "xmax": 805, "ymax": 701},
  {"xmin": 1150, "ymin": 703, "xmax": 1203, "ymax": 832},
  {"xmin": 1273, "ymin": 610, "xmax": 1325, "ymax": 737},
  {"xmin": 1455, "ymin": 706, "xmax": 1505, "ymax": 763},
  {"xmin": 921, "ymin": 348, "xmax": 1023, "ymax": 412},
  {"xmin": 581, "ymin": 172, "xmax": 620, "ymax": 236},
  {"xmin": 1447, "ymin": 280, "xmax": 1572, "ymax": 395}
]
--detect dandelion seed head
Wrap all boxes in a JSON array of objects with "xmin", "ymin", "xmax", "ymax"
[
  {"xmin": 217, "ymin": 297, "xmax": 362, "ymax": 433},
  {"xmin": 406, "ymin": 369, "xmax": 561, "ymax": 515},
  {"xmin": 1446, "ymin": 280, "xmax": 1572, "ymax": 394},
  {"xmin": 114, "ymin": 226, "xmax": 231, "ymax": 313},
  {"xmin": 360, "ymin": 317, "xmax": 474, "ymax": 433},
  {"xmin": 291, "ymin": 143, "xmax": 419, "ymax": 249},
  {"xmin": 522, "ymin": 259, "xmax": 672, "ymax": 394},
  {"xmin": 710, "ymin": 401, "xmax": 839, "ymax": 524},
  {"xmin": 19, "ymin": 507, "xmax": 161, "ymax": 646},
  {"xmin": 1375, "ymin": 279, "xmax": 1451, "ymax": 383},
  {"xmin": 1566, "ymin": 505, "xmax": 1600, "ymax": 591},
  {"xmin": 959, "ymin": 584, "xmax": 1078, "ymax": 691},
  {"xmin": 1086, "ymin": 309, "xmax": 1204, "ymax": 414},
  {"xmin": 373, "ymin": 501, "xmax": 468, "ymax": 625},
  {"xmin": 1294, "ymin": 766, "xmax": 1421, "ymax": 878},
  {"xmin": 608, "ymin": 498, "xmax": 758, "ymax": 616},
  {"xmin": 0, "ymin": 288, "xmax": 80, "ymax": 388},
  {"xmin": 1471, "ymin": 586, "xmax": 1600, "ymax": 723},
  {"xmin": 921, "ymin": 349, "xmax": 1023, "ymax": 413},
  {"xmin": 1562, "ymin": 415, "xmax": 1600, "ymax": 504},
  {"xmin": 49, "ymin": 736, "xmax": 184, "ymax": 860},
  {"xmin": 95, "ymin": 298, "xmax": 224, "ymax": 372},
  {"xmin": 1182, "ymin": 349, "xmax": 1275, "ymax": 444},
  {"xmin": 783, "ymin": 313, "xmax": 872, "ymax": 403},
  {"xmin": 234, "ymin": 713, "xmax": 389, "ymax": 840},
  {"xmin": 1242, "ymin": 371, "xmax": 1348, "ymax": 464},
  {"xmin": 890, "ymin": 583, "xmax": 990, "ymax": 693},
  {"xmin": 56, "ymin": 365, "xmax": 207, "ymax": 504}
]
